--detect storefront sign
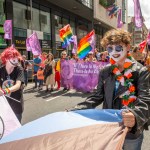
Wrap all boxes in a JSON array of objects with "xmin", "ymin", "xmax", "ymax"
[
  {"xmin": 14, "ymin": 37, "xmax": 26, "ymax": 48},
  {"xmin": 56, "ymin": 41, "xmax": 63, "ymax": 50},
  {"xmin": 41, "ymin": 40, "xmax": 51, "ymax": 49}
]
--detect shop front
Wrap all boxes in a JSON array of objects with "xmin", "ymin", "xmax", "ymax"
[{"xmin": 14, "ymin": 36, "xmax": 27, "ymax": 56}]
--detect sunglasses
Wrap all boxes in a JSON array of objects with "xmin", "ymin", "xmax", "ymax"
[{"xmin": 106, "ymin": 45, "xmax": 123, "ymax": 53}]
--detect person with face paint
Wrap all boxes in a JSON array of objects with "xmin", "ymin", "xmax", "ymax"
[
  {"xmin": 0, "ymin": 47, "xmax": 24, "ymax": 122},
  {"xmin": 68, "ymin": 29, "xmax": 150, "ymax": 150}
]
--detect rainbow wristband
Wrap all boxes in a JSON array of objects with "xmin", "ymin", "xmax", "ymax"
[{"xmin": 1, "ymin": 88, "xmax": 10, "ymax": 94}]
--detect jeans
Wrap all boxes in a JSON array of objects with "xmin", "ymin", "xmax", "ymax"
[
  {"xmin": 34, "ymin": 71, "xmax": 38, "ymax": 88},
  {"xmin": 123, "ymin": 133, "xmax": 143, "ymax": 150},
  {"xmin": 24, "ymin": 71, "xmax": 28, "ymax": 86},
  {"xmin": 15, "ymin": 113, "xmax": 22, "ymax": 123},
  {"xmin": 38, "ymin": 80, "xmax": 43, "ymax": 87}
]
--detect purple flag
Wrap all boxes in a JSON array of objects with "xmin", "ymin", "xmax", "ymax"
[
  {"xmin": 26, "ymin": 38, "xmax": 31, "ymax": 51},
  {"xmin": 70, "ymin": 35, "xmax": 77, "ymax": 54},
  {"xmin": 3, "ymin": 20, "xmax": 12, "ymax": 40},
  {"xmin": 88, "ymin": 32, "xmax": 95, "ymax": 52},
  {"xmin": 27, "ymin": 32, "xmax": 42, "ymax": 55},
  {"xmin": 117, "ymin": 9, "xmax": 123, "ymax": 28},
  {"xmin": 133, "ymin": 0, "xmax": 143, "ymax": 28},
  {"xmin": 147, "ymin": 31, "xmax": 150, "ymax": 45}
]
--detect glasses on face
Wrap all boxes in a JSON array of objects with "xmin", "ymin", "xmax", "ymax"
[{"xmin": 106, "ymin": 45, "xmax": 123, "ymax": 53}]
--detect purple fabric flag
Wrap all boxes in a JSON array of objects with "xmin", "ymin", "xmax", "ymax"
[
  {"xmin": 27, "ymin": 32, "xmax": 42, "ymax": 55},
  {"xmin": 117, "ymin": 9, "xmax": 123, "ymax": 28},
  {"xmin": 3, "ymin": 20, "xmax": 12, "ymax": 40},
  {"xmin": 88, "ymin": 32, "xmax": 95, "ymax": 52},
  {"xmin": 26, "ymin": 38, "xmax": 31, "ymax": 51},
  {"xmin": 133, "ymin": 0, "xmax": 143, "ymax": 28},
  {"xmin": 70, "ymin": 35, "xmax": 77, "ymax": 54}
]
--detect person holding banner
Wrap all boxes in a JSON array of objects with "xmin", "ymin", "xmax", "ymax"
[
  {"xmin": 69, "ymin": 29, "xmax": 150, "ymax": 150},
  {"xmin": 0, "ymin": 47, "xmax": 24, "ymax": 122},
  {"xmin": 56, "ymin": 51, "xmax": 70, "ymax": 91},
  {"xmin": 86, "ymin": 51, "xmax": 97, "ymax": 62}
]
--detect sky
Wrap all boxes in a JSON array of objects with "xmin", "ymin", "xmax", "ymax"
[{"xmin": 128, "ymin": 0, "xmax": 150, "ymax": 29}]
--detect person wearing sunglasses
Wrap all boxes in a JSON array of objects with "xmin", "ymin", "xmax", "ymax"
[{"xmin": 68, "ymin": 29, "xmax": 150, "ymax": 150}]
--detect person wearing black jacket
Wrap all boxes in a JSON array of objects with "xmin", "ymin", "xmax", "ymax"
[{"xmin": 69, "ymin": 29, "xmax": 150, "ymax": 150}]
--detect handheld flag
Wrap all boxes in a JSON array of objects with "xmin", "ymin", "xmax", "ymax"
[
  {"xmin": 26, "ymin": 32, "xmax": 42, "ymax": 55},
  {"xmin": 139, "ymin": 40, "xmax": 146, "ymax": 52},
  {"xmin": 59, "ymin": 24, "xmax": 73, "ymax": 48},
  {"xmin": 77, "ymin": 30, "xmax": 95, "ymax": 59}
]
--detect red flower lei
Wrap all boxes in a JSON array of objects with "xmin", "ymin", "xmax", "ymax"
[{"xmin": 110, "ymin": 53, "xmax": 136, "ymax": 108}]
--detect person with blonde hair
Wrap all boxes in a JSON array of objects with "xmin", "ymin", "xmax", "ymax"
[
  {"xmin": 69, "ymin": 29, "xmax": 150, "ymax": 150},
  {"xmin": 44, "ymin": 53, "xmax": 55, "ymax": 92},
  {"xmin": 56, "ymin": 51, "xmax": 70, "ymax": 91}
]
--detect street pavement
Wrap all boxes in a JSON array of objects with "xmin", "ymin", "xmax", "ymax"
[{"xmin": 22, "ymin": 83, "xmax": 150, "ymax": 150}]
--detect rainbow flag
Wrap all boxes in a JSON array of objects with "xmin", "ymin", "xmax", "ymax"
[
  {"xmin": 59, "ymin": 24, "xmax": 73, "ymax": 48},
  {"xmin": 77, "ymin": 30, "xmax": 95, "ymax": 59}
]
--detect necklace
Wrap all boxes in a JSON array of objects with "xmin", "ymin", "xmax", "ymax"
[{"xmin": 110, "ymin": 53, "xmax": 136, "ymax": 108}]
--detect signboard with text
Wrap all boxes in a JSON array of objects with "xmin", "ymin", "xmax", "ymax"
[
  {"xmin": 41, "ymin": 40, "xmax": 51, "ymax": 49},
  {"xmin": 14, "ymin": 37, "xmax": 26, "ymax": 48}
]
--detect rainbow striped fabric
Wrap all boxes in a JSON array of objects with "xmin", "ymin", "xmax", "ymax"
[
  {"xmin": 59, "ymin": 24, "xmax": 73, "ymax": 48},
  {"xmin": 77, "ymin": 30, "xmax": 95, "ymax": 59}
]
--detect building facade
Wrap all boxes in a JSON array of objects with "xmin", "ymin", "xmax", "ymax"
[
  {"xmin": 93, "ymin": 0, "xmax": 128, "ymax": 50},
  {"xmin": 128, "ymin": 17, "xmax": 148, "ymax": 46},
  {"xmin": 1, "ymin": 0, "xmax": 128, "ymax": 59}
]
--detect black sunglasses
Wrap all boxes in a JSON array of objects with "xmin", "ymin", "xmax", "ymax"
[{"xmin": 106, "ymin": 45, "xmax": 123, "ymax": 53}]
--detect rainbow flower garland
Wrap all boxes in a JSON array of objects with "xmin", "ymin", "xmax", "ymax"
[{"xmin": 110, "ymin": 53, "xmax": 136, "ymax": 108}]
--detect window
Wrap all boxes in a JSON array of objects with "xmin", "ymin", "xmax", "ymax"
[
  {"xmin": 13, "ymin": 1, "xmax": 28, "ymax": 29},
  {"xmin": 99, "ymin": 0, "xmax": 115, "ymax": 8},
  {"xmin": 76, "ymin": 0, "xmax": 93, "ymax": 9},
  {"xmin": 70, "ymin": 20, "xmax": 75, "ymax": 35},
  {"xmin": 55, "ymin": 15, "xmax": 62, "ymax": 42},
  {"xmin": 14, "ymin": 28, "xmax": 27, "ymax": 37},
  {"xmin": 40, "ymin": 10, "xmax": 51, "ymax": 34}
]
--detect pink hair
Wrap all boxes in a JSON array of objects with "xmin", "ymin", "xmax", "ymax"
[{"xmin": 1, "ymin": 47, "xmax": 21, "ymax": 64}]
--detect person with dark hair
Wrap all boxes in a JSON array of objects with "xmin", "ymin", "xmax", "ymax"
[
  {"xmin": 131, "ymin": 46, "xmax": 145, "ymax": 65},
  {"xmin": 0, "ymin": 47, "xmax": 24, "ymax": 122},
  {"xmin": 69, "ymin": 29, "xmax": 150, "ymax": 150},
  {"xmin": 37, "ymin": 66, "xmax": 44, "ymax": 90},
  {"xmin": 21, "ymin": 55, "xmax": 32, "ymax": 87}
]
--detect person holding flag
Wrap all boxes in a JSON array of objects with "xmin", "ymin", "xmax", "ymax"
[{"xmin": 69, "ymin": 29, "xmax": 150, "ymax": 150}]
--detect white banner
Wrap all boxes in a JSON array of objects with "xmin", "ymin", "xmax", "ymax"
[{"xmin": 0, "ymin": 96, "xmax": 21, "ymax": 137}]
